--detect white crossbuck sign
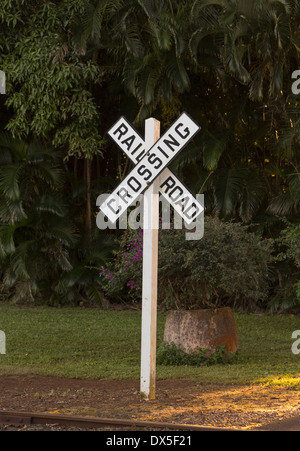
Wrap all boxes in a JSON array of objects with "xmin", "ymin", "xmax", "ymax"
[
  {"xmin": 99, "ymin": 113, "xmax": 202, "ymax": 401},
  {"xmin": 100, "ymin": 113, "xmax": 203, "ymax": 224}
]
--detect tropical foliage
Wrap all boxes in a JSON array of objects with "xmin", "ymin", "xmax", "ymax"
[
  {"xmin": 0, "ymin": 134, "xmax": 113, "ymax": 305},
  {"xmin": 100, "ymin": 217, "xmax": 273, "ymax": 311},
  {"xmin": 0, "ymin": 0, "xmax": 299, "ymax": 309}
]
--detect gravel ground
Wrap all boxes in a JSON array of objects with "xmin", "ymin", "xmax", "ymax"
[{"xmin": 0, "ymin": 375, "xmax": 300, "ymax": 431}]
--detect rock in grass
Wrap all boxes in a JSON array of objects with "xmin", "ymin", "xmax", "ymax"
[{"xmin": 163, "ymin": 308, "xmax": 239, "ymax": 357}]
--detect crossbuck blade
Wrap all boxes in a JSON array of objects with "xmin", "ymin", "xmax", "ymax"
[{"xmin": 100, "ymin": 113, "xmax": 203, "ymax": 225}]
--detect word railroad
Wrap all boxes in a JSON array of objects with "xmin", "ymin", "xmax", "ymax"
[{"xmin": 99, "ymin": 113, "xmax": 203, "ymax": 225}]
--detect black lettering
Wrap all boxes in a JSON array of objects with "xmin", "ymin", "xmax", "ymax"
[
  {"xmin": 107, "ymin": 198, "xmax": 120, "ymax": 215},
  {"xmin": 163, "ymin": 133, "xmax": 180, "ymax": 152},
  {"xmin": 157, "ymin": 145, "xmax": 169, "ymax": 158},
  {"xmin": 136, "ymin": 150, "xmax": 146, "ymax": 162},
  {"xmin": 117, "ymin": 187, "xmax": 132, "ymax": 204},
  {"xmin": 128, "ymin": 177, "xmax": 142, "ymax": 192},
  {"xmin": 160, "ymin": 176, "xmax": 176, "ymax": 193},
  {"xmin": 175, "ymin": 123, "xmax": 190, "ymax": 140},
  {"xmin": 148, "ymin": 153, "xmax": 163, "ymax": 169},
  {"xmin": 175, "ymin": 195, "xmax": 190, "ymax": 208},
  {"xmin": 169, "ymin": 186, "xmax": 184, "ymax": 202},
  {"xmin": 137, "ymin": 164, "xmax": 152, "ymax": 181},
  {"xmin": 121, "ymin": 135, "xmax": 135, "ymax": 150},
  {"xmin": 113, "ymin": 123, "xmax": 128, "ymax": 140},
  {"xmin": 184, "ymin": 202, "xmax": 200, "ymax": 220},
  {"xmin": 131, "ymin": 142, "xmax": 143, "ymax": 155}
]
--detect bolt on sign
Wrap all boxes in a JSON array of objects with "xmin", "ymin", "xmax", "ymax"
[{"xmin": 98, "ymin": 113, "xmax": 202, "ymax": 400}]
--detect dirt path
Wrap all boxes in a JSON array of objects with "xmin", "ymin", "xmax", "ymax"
[{"xmin": 0, "ymin": 375, "xmax": 300, "ymax": 430}]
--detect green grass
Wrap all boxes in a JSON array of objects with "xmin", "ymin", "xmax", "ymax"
[{"xmin": 0, "ymin": 305, "xmax": 300, "ymax": 386}]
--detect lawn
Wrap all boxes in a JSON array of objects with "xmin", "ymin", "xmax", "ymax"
[{"xmin": 0, "ymin": 305, "xmax": 300, "ymax": 386}]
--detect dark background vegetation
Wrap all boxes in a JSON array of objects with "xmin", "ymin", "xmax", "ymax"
[{"xmin": 0, "ymin": 0, "xmax": 299, "ymax": 311}]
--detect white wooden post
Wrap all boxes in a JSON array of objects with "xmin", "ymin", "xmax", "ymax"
[{"xmin": 140, "ymin": 118, "xmax": 160, "ymax": 400}]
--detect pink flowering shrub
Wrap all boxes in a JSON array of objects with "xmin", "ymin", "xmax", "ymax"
[
  {"xmin": 99, "ymin": 228, "xmax": 143, "ymax": 303},
  {"xmin": 100, "ymin": 217, "xmax": 273, "ymax": 310}
]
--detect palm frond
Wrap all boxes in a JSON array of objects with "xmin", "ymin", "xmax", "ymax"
[
  {"xmin": 268, "ymin": 172, "xmax": 300, "ymax": 215},
  {"xmin": 0, "ymin": 133, "xmax": 27, "ymax": 161},
  {"xmin": 239, "ymin": 169, "xmax": 267, "ymax": 222},
  {"xmin": 164, "ymin": 52, "xmax": 190, "ymax": 92},
  {"xmin": 0, "ymin": 163, "xmax": 23, "ymax": 201},
  {"xmin": 268, "ymin": 192, "xmax": 300, "ymax": 215},
  {"xmin": 34, "ymin": 193, "xmax": 68, "ymax": 218},
  {"xmin": 214, "ymin": 168, "xmax": 248, "ymax": 217},
  {"xmin": 0, "ymin": 224, "xmax": 16, "ymax": 258},
  {"xmin": 201, "ymin": 129, "xmax": 228, "ymax": 170}
]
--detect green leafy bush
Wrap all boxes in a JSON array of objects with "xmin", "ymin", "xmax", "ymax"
[
  {"xmin": 100, "ymin": 217, "xmax": 273, "ymax": 310},
  {"xmin": 278, "ymin": 223, "xmax": 300, "ymax": 267},
  {"xmin": 272, "ymin": 223, "xmax": 300, "ymax": 311},
  {"xmin": 158, "ymin": 218, "xmax": 272, "ymax": 310},
  {"xmin": 157, "ymin": 342, "xmax": 235, "ymax": 366}
]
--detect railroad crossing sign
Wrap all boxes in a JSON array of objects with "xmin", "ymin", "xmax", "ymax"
[
  {"xmin": 100, "ymin": 113, "xmax": 203, "ymax": 225},
  {"xmin": 99, "ymin": 113, "xmax": 202, "ymax": 400}
]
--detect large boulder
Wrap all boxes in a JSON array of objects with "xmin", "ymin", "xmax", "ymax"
[{"xmin": 163, "ymin": 308, "xmax": 239, "ymax": 355}]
